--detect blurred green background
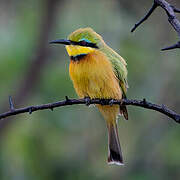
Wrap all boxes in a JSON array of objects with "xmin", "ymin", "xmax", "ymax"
[{"xmin": 0, "ymin": 0, "xmax": 180, "ymax": 179}]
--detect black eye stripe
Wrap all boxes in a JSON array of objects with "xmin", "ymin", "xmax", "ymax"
[
  {"xmin": 70, "ymin": 40, "xmax": 98, "ymax": 49},
  {"xmin": 80, "ymin": 40, "xmax": 87, "ymax": 46}
]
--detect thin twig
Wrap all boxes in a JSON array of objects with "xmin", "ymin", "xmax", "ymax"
[
  {"xmin": 131, "ymin": 2, "xmax": 158, "ymax": 33},
  {"xmin": 0, "ymin": 97, "xmax": 179, "ymax": 124},
  {"xmin": 131, "ymin": 0, "xmax": 180, "ymax": 51},
  {"xmin": 161, "ymin": 41, "xmax": 180, "ymax": 51},
  {"xmin": 171, "ymin": 5, "xmax": 180, "ymax": 13}
]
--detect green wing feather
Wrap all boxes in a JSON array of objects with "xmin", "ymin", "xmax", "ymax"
[
  {"xmin": 101, "ymin": 45, "xmax": 129, "ymax": 120},
  {"xmin": 101, "ymin": 45, "xmax": 128, "ymax": 98}
]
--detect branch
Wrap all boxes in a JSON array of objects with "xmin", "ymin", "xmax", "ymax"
[
  {"xmin": 0, "ymin": 97, "xmax": 179, "ymax": 124},
  {"xmin": 131, "ymin": 0, "xmax": 180, "ymax": 51}
]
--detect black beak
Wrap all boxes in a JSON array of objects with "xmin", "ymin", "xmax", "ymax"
[
  {"xmin": 49, "ymin": 39, "xmax": 98, "ymax": 49},
  {"xmin": 49, "ymin": 39, "xmax": 71, "ymax": 45}
]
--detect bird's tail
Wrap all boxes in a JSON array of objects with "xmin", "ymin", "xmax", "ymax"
[
  {"xmin": 107, "ymin": 123, "xmax": 124, "ymax": 165},
  {"xmin": 97, "ymin": 105, "xmax": 124, "ymax": 166}
]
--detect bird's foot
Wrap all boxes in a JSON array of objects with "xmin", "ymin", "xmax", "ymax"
[
  {"xmin": 109, "ymin": 99, "xmax": 114, "ymax": 106},
  {"xmin": 84, "ymin": 97, "xmax": 91, "ymax": 106}
]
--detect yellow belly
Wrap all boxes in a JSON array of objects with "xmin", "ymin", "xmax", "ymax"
[{"xmin": 69, "ymin": 50, "xmax": 122, "ymax": 100}]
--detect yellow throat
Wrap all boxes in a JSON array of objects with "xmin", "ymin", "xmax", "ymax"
[{"xmin": 65, "ymin": 45, "xmax": 95, "ymax": 57}]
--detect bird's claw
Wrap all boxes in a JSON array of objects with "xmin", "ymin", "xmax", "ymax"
[
  {"xmin": 84, "ymin": 97, "xmax": 91, "ymax": 106},
  {"xmin": 109, "ymin": 99, "xmax": 114, "ymax": 106}
]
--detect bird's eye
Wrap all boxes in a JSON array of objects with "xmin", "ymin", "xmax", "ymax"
[
  {"xmin": 80, "ymin": 40, "xmax": 87, "ymax": 46},
  {"xmin": 78, "ymin": 39, "xmax": 98, "ymax": 49}
]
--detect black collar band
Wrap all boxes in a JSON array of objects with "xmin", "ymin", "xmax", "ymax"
[{"xmin": 70, "ymin": 54, "xmax": 87, "ymax": 61}]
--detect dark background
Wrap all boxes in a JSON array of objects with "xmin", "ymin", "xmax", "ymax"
[{"xmin": 0, "ymin": 0, "xmax": 180, "ymax": 179}]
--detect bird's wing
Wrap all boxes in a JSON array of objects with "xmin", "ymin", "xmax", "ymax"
[{"xmin": 102, "ymin": 46, "xmax": 128, "ymax": 98}]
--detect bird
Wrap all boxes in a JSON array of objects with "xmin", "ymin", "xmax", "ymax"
[{"xmin": 50, "ymin": 27, "xmax": 128, "ymax": 165}]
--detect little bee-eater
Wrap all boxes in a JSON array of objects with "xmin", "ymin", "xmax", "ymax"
[{"xmin": 50, "ymin": 28, "xmax": 128, "ymax": 165}]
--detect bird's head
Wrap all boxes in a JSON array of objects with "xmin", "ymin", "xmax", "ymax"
[{"xmin": 50, "ymin": 27, "xmax": 104, "ymax": 58}]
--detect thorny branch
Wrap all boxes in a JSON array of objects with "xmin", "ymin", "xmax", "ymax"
[
  {"xmin": 131, "ymin": 0, "xmax": 180, "ymax": 51},
  {"xmin": 0, "ymin": 97, "xmax": 179, "ymax": 124}
]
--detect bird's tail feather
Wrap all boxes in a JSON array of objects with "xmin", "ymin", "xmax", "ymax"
[
  {"xmin": 107, "ymin": 123, "xmax": 124, "ymax": 165},
  {"xmin": 120, "ymin": 105, "xmax": 128, "ymax": 120}
]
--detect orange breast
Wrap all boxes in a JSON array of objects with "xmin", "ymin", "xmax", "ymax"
[{"xmin": 69, "ymin": 50, "xmax": 122, "ymax": 99}]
